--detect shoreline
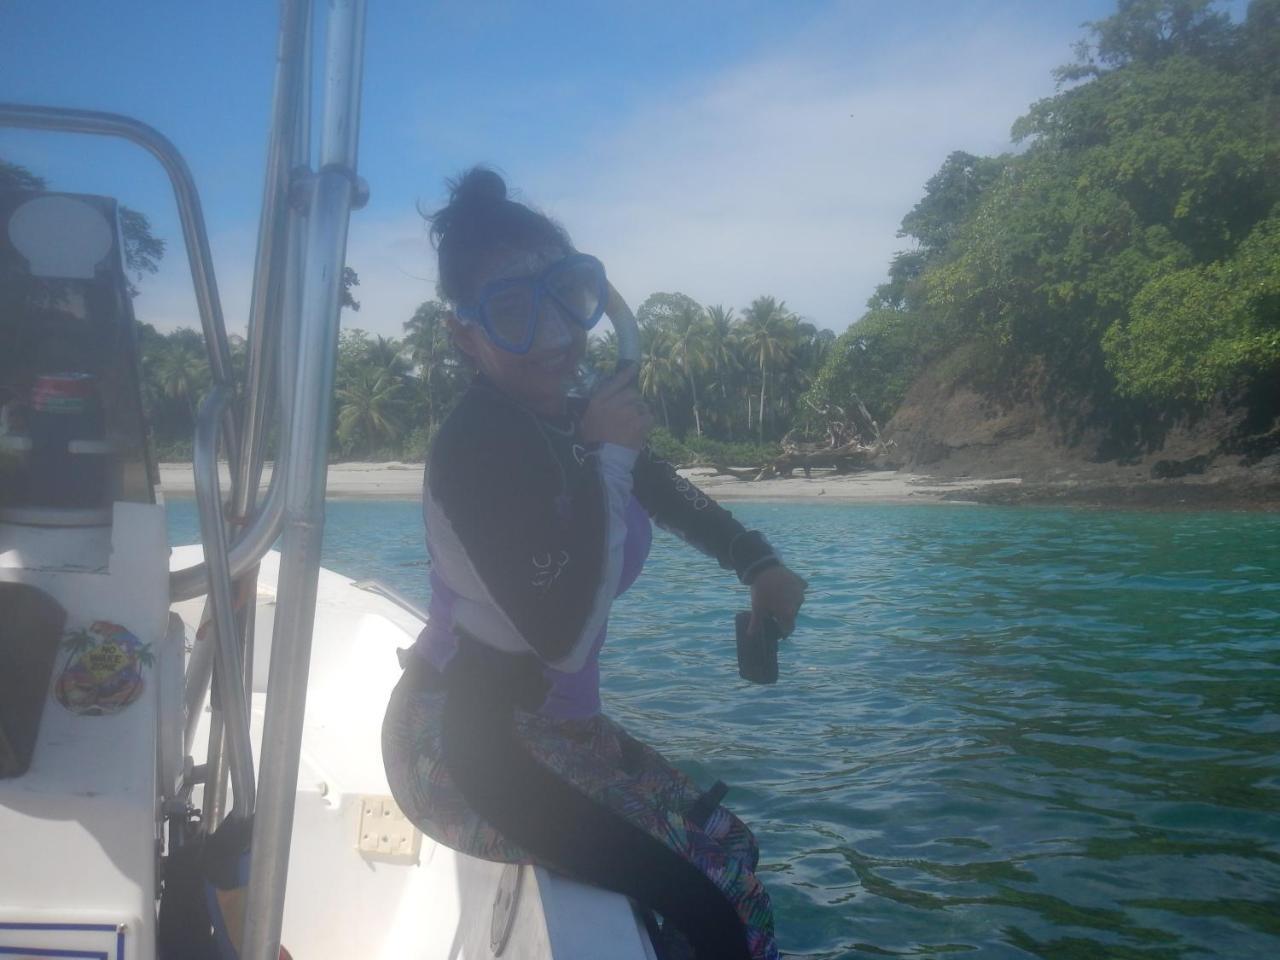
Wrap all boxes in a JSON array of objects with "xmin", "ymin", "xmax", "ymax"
[
  {"xmin": 156, "ymin": 461, "xmax": 1279, "ymax": 510},
  {"xmin": 157, "ymin": 461, "xmax": 1000, "ymax": 504}
]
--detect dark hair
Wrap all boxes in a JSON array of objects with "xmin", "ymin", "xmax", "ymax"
[{"xmin": 427, "ymin": 167, "xmax": 572, "ymax": 306}]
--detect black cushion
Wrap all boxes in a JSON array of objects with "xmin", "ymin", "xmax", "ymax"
[{"xmin": 0, "ymin": 581, "xmax": 66, "ymax": 778}]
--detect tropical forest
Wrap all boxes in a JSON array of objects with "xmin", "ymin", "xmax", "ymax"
[{"xmin": 6, "ymin": 0, "xmax": 1278, "ymax": 495}]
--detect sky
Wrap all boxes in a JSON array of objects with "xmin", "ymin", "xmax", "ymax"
[{"xmin": 0, "ymin": 1, "xmax": 1250, "ymax": 339}]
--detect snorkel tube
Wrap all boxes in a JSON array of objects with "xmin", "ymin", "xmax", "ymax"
[{"xmin": 605, "ymin": 281, "xmax": 641, "ymax": 373}]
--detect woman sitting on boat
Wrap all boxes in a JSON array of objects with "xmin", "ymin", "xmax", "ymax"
[{"xmin": 382, "ymin": 167, "xmax": 806, "ymax": 960}]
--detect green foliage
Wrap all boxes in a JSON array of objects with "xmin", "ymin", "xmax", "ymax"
[
  {"xmin": 809, "ymin": 310, "xmax": 934, "ymax": 425},
  {"xmin": 1104, "ymin": 209, "xmax": 1280, "ymax": 402},
  {"xmin": 0, "ymin": 160, "xmax": 46, "ymax": 192},
  {"xmin": 335, "ymin": 364, "xmax": 407, "ymax": 457},
  {"xmin": 628, "ymin": 290, "xmax": 822, "ymax": 444},
  {"xmin": 898, "ymin": 152, "xmax": 1009, "ymax": 255},
  {"xmin": 342, "ymin": 266, "xmax": 360, "ymax": 311},
  {"xmin": 645, "ymin": 427, "xmax": 688, "ymax": 463},
  {"xmin": 1055, "ymin": 0, "xmax": 1236, "ymax": 80},
  {"xmin": 817, "ymin": 0, "xmax": 1279, "ymax": 438},
  {"xmin": 644, "ymin": 428, "xmax": 780, "ymax": 468},
  {"xmin": 114, "ymin": 0, "xmax": 1280, "ymax": 468},
  {"xmin": 682, "ymin": 436, "xmax": 782, "ymax": 468},
  {"xmin": 118, "ymin": 207, "xmax": 165, "ymax": 294}
]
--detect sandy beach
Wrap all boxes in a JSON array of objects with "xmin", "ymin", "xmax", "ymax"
[
  {"xmin": 156, "ymin": 461, "xmax": 1021, "ymax": 504},
  {"xmin": 159, "ymin": 459, "xmax": 1279, "ymax": 509}
]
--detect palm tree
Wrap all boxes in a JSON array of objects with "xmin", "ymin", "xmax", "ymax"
[
  {"xmin": 60, "ymin": 627, "xmax": 96, "ymax": 670},
  {"xmin": 586, "ymin": 329, "xmax": 618, "ymax": 377},
  {"xmin": 336, "ymin": 366, "xmax": 406, "ymax": 456},
  {"xmin": 668, "ymin": 303, "xmax": 710, "ymax": 437},
  {"xmin": 366, "ymin": 335, "xmax": 409, "ymax": 380},
  {"xmin": 738, "ymin": 296, "xmax": 797, "ymax": 441},
  {"xmin": 775, "ymin": 321, "xmax": 833, "ymax": 428},
  {"xmin": 704, "ymin": 305, "xmax": 739, "ymax": 437},
  {"xmin": 152, "ymin": 341, "xmax": 209, "ymax": 420},
  {"xmin": 637, "ymin": 323, "xmax": 678, "ymax": 431}
]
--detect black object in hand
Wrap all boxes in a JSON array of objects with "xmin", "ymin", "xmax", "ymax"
[{"xmin": 734, "ymin": 611, "xmax": 781, "ymax": 684}]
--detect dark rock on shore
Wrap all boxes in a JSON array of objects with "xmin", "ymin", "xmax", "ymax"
[{"xmin": 883, "ymin": 352, "xmax": 1280, "ymax": 510}]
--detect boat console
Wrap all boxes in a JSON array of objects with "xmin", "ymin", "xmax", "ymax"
[{"xmin": 0, "ymin": 187, "xmax": 179, "ymax": 960}]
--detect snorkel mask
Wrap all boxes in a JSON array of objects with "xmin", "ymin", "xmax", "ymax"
[
  {"xmin": 456, "ymin": 252, "xmax": 640, "ymax": 373},
  {"xmin": 455, "ymin": 253, "xmax": 606, "ymax": 355}
]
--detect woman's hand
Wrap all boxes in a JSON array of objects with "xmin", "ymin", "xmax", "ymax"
[
  {"xmin": 579, "ymin": 367, "xmax": 655, "ymax": 451},
  {"xmin": 749, "ymin": 564, "xmax": 807, "ymax": 638}
]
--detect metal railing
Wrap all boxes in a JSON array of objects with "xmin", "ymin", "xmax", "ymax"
[
  {"xmin": 6, "ymin": 1, "xmax": 366, "ymax": 954},
  {"xmin": 192, "ymin": 385, "xmax": 257, "ymax": 819},
  {"xmin": 241, "ymin": 2, "xmax": 367, "ymax": 957}
]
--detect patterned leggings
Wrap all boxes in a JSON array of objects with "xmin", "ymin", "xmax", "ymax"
[{"xmin": 382, "ymin": 663, "xmax": 779, "ymax": 960}]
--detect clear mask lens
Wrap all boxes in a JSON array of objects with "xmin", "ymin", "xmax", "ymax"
[
  {"xmin": 485, "ymin": 286, "xmax": 537, "ymax": 346},
  {"xmin": 474, "ymin": 255, "xmax": 606, "ymax": 353},
  {"xmin": 546, "ymin": 259, "xmax": 604, "ymax": 326},
  {"xmin": 531, "ymin": 300, "xmax": 575, "ymax": 351}
]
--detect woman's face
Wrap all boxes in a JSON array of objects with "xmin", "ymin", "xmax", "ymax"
[{"xmin": 449, "ymin": 245, "xmax": 587, "ymax": 415}]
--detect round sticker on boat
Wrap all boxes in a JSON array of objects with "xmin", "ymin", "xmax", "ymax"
[{"xmin": 55, "ymin": 621, "xmax": 154, "ymax": 716}]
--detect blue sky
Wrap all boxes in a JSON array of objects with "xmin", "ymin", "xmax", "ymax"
[{"xmin": 0, "ymin": 1, "xmax": 1248, "ymax": 337}]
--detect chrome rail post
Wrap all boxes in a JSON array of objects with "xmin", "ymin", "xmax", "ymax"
[
  {"xmin": 169, "ymin": 468, "xmax": 287, "ymax": 601},
  {"xmin": 235, "ymin": 0, "xmax": 308, "ymax": 513},
  {"xmin": 241, "ymin": 1, "xmax": 367, "ymax": 955},
  {"xmin": 193, "ymin": 385, "xmax": 257, "ymax": 819},
  {"xmin": 182, "ymin": 599, "xmax": 215, "ymax": 755},
  {"xmin": 168, "ymin": 0, "xmax": 313, "ymax": 604},
  {"xmin": 201, "ymin": 698, "xmax": 230, "ymax": 825},
  {"xmin": 213, "ymin": 0, "xmax": 313, "ymax": 830},
  {"xmin": 167, "ymin": 152, "xmax": 310, "ymax": 605}
]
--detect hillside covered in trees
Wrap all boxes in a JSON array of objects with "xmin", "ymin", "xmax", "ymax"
[
  {"xmin": 810, "ymin": 0, "xmax": 1280, "ymax": 489},
  {"xmin": 7, "ymin": 0, "xmax": 1276, "ymax": 499}
]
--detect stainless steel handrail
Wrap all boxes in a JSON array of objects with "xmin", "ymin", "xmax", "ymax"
[
  {"xmin": 193, "ymin": 385, "xmax": 257, "ymax": 820},
  {"xmin": 241, "ymin": 2, "xmax": 367, "ymax": 955},
  {"xmin": 235, "ymin": 0, "xmax": 309, "ymax": 517},
  {"xmin": 197, "ymin": 0, "xmax": 314, "ymax": 830},
  {"xmin": 182, "ymin": 599, "xmax": 215, "ymax": 755},
  {"xmin": 169, "ymin": 2, "xmax": 310, "ymax": 605},
  {"xmin": 169, "ymin": 465, "xmax": 286, "ymax": 601}
]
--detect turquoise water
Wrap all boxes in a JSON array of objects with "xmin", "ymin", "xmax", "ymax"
[{"xmin": 167, "ymin": 500, "xmax": 1280, "ymax": 959}]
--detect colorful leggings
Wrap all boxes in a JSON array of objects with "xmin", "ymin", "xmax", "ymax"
[{"xmin": 381, "ymin": 660, "xmax": 778, "ymax": 960}]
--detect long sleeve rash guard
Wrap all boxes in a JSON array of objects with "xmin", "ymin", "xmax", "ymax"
[{"xmin": 416, "ymin": 378, "xmax": 780, "ymax": 717}]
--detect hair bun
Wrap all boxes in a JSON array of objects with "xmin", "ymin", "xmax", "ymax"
[{"xmin": 449, "ymin": 167, "xmax": 507, "ymax": 207}]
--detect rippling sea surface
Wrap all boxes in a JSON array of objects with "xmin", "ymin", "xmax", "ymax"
[{"xmin": 168, "ymin": 499, "xmax": 1280, "ymax": 959}]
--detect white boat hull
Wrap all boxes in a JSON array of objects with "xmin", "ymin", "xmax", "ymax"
[{"xmin": 171, "ymin": 546, "xmax": 656, "ymax": 960}]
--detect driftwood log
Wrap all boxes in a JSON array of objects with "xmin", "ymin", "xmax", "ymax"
[
  {"xmin": 707, "ymin": 393, "xmax": 894, "ymax": 481},
  {"xmin": 710, "ymin": 442, "xmax": 876, "ymax": 481}
]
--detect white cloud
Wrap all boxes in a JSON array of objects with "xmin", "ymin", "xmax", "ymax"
[
  {"xmin": 138, "ymin": 8, "xmax": 1072, "ymax": 340},
  {"xmin": 527, "ymin": 13, "xmax": 1068, "ymax": 333}
]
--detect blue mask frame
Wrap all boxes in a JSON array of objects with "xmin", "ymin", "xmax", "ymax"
[{"xmin": 456, "ymin": 253, "xmax": 609, "ymax": 355}]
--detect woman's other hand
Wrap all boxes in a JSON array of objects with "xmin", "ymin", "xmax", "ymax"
[
  {"xmin": 749, "ymin": 565, "xmax": 807, "ymax": 638},
  {"xmin": 579, "ymin": 367, "xmax": 655, "ymax": 451}
]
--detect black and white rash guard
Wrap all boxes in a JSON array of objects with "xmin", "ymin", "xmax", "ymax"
[{"xmin": 415, "ymin": 376, "xmax": 780, "ymax": 718}]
